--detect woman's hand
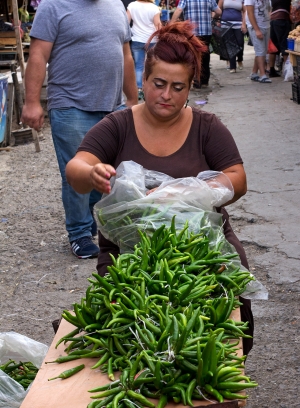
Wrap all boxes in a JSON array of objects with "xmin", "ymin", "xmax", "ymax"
[
  {"xmin": 66, "ymin": 152, "xmax": 116, "ymax": 195},
  {"xmin": 146, "ymin": 187, "xmax": 158, "ymax": 195},
  {"xmin": 89, "ymin": 163, "xmax": 116, "ymax": 194},
  {"xmin": 241, "ymin": 23, "xmax": 247, "ymax": 34}
]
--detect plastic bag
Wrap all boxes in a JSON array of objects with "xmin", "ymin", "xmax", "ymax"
[
  {"xmin": 283, "ymin": 56, "xmax": 294, "ymax": 82},
  {"xmin": 95, "ymin": 161, "xmax": 268, "ymax": 300},
  {"xmin": 0, "ymin": 332, "xmax": 48, "ymax": 408},
  {"xmin": 96, "ymin": 161, "xmax": 234, "ymax": 251}
]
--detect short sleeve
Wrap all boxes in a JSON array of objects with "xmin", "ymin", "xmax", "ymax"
[
  {"xmin": 177, "ymin": 0, "xmax": 187, "ymax": 8},
  {"xmin": 30, "ymin": 2, "xmax": 59, "ymax": 42},
  {"xmin": 78, "ymin": 113, "xmax": 123, "ymax": 164},
  {"xmin": 202, "ymin": 114, "xmax": 243, "ymax": 171},
  {"xmin": 211, "ymin": 0, "xmax": 219, "ymax": 11}
]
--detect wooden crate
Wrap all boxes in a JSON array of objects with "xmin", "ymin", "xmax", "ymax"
[
  {"xmin": 0, "ymin": 31, "xmax": 17, "ymax": 47},
  {"xmin": 20, "ymin": 308, "xmax": 246, "ymax": 408}
]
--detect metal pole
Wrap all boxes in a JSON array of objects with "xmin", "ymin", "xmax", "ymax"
[{"xmin": 167, "ymin": 0, "xmax": 169, "ymax": 20}]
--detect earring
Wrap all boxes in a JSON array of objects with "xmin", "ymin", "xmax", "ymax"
[
  {"xmin": 138, "ymin": 89, "xmax": 145, "ymax": 101},
  {"xmin": 184, "ymin": 99, "xmax": 189, "ymax": 108}
]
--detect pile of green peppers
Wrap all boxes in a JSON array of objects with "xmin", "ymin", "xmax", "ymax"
[
  {"xmin": 54, "ymin": 218, "xmax": 257, "ymax": 408},
  {"xmin": 0, "ymin": 360, "xmax": 39, "ymax": 390}
]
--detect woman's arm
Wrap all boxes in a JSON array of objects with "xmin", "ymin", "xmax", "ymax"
[
  {"xmin": 218, "ymin": 0, "xmax": 224, "ymax": 11},
  {"xmin": 153, "ymin": 13, "xmax": 162, "ymax": 30},
  {"xmin": 126, "ymin": 9, "xmax": 132, "ymax": 23},
  {"xmin": 241, "ymin": 4, "xmax": 247, "ymax": 33},
  {"xmin": 66, "ymin": 152, "xmax": 116, "ymax": 195},
  {"xmin": 222, "ymin": 163, "xmax": 247, "ymax": 206}
]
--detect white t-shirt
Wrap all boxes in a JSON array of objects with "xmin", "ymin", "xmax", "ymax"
[
  {"xmin": 244, "ymin": 0, "xmax": 271, "ymax": 29},
  {"xmin": 127, "ymin": 1, "xmax": 160, "ymax": 43}
]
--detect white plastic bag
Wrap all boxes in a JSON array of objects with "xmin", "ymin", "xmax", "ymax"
[
  {"xmin": 96, "ymin": 161, "xmax": 234, "ymax": 251},
  {"xmin": 0, "ymin": 332, "xmax": 48, "ymax": 408},
  {"xmin": 283, "ymin": 56, "xmax": 294, "ymax": 82}
]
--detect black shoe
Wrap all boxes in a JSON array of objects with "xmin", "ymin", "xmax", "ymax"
[
  {"xmin": 71, "ymin": 236, "xmax": 99, "ymax": 259},
  {"xmin": 269, "ymin": 69, "xmax": 281, "ymax": 78}
]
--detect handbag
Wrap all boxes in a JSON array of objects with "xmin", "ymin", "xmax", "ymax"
[{"xmin": 268, "ymin": 38, "xmax": 278, "ymax": 54}]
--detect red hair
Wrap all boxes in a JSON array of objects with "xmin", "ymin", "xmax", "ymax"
[{"xmin": 144, "ymin": 20, "xmax": 207, "ymax": 83}]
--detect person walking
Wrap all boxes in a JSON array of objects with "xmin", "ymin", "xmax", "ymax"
[
  {"xmin": 245, "ymin": 0, "xmax": 272, "ymax": 82},
  {"xmin": 21, "ymin": 0, "xmax": 138, "ymax": 259},
  {"xmin": 218, "ymin": 0, "xmax": 247, "ymax": 73},
  {"xmin": 127, "ymin": 0, "xmax": 162, "ymax": 100},
  {"xmin": 268, "ymin": 0, "xmax": 292, "ymax": 77},
  {"xmin": 171, "ymin": 0, "xmax": 222, "ymax": 88}
]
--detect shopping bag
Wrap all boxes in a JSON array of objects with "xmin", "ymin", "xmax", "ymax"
[{"xmin": 268, "ymin": 38, "xmax": 278, "ymax": 54}]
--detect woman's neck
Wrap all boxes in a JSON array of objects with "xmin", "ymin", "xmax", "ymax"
[{"xmin": 139, "ymin": 103, "xmax": 188, "ymax": 130}]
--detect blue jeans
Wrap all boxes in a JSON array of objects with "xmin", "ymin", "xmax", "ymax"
[
  {"xmin": 130, "ymin": 41, "xmax": 146, "ymax": 89},
  {"xmin": 49, "ymin": 108, "xmax": 110, "ymax": 242}
]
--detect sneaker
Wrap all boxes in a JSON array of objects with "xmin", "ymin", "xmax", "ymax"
[
  {"xmin": 71, "ymin": 236, "xmax": 99, "ymax": 259},
  {"xmin": 229, "ymin": 69, "xmax": 236, "ymax": 73},
  {"xmin": 258, "ymin": 75, "xmax": 272, "ymax": 83},
  {"xmin": 238, "ymin": 62, "xmax": 243, "ymax": 70},
  {"xmin": 250, "ymin": 73, "xmax": 260, "ymax": 81}
]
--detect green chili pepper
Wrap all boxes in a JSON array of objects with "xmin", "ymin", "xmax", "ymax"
[{"xmin": 48, "ymin": 364, "xmax": 85, "ymax": 381}]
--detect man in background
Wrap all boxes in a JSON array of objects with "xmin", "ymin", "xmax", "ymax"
[
  {"xmin": 171, "ymin": 0, "xmax": 221, "ymax": 88},
  {"xmin": 21, "ymin": 0, "xmax": 138, "ymax": 259}
]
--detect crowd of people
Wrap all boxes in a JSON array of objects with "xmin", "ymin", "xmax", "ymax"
[{"xmin": 124, "ymin": 0, "xmax": 293, "ymax": 87}]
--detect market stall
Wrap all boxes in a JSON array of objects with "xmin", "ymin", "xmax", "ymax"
[
  {"xmin": 0, "ymin": 0, "xmax": 27, "ymax": 78},
  {"xmin": 0, "ymin": 0, "xmax": 41, "ymax": 150},
  {"xmin": 287, "ymin": 24, "xmax": 300, "ymax": 104}
]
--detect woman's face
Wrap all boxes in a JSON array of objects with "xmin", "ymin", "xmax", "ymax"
[{"xmin": 142, "ymin": 59, "xmax": 192, "ymax": 120}]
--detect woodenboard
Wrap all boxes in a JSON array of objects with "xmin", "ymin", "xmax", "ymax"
[
  {"xmin": 20, "ymin": 308, "xmax": 246, "ymax": 408},
  {"xmin": 286, "ymin": 49, "xmax": 300, "ymax": 66}
]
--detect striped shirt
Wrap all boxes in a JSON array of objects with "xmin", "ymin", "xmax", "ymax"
[{"xmin": 177, "ymin": 0, "xmax": 219, "ymax": 35}]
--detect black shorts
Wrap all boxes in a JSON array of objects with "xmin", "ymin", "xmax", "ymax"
[{"xmin": 270, "ymin": 19, "xmax": 291, "ymax": 55}]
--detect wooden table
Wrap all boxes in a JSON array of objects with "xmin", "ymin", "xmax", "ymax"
[
  {"xmin": 20, "ymin": 309, "xmax": 246, "ymax": 408},
  {"xmin": 286, "ymin": 49, "xmax": 300, "ymax": 67}
]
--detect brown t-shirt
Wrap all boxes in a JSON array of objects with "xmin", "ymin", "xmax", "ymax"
[
  {"xmin": 79, "ymin": 107, "xmax": 243, "ymax": 177},
  {"xmin": 79, "ymin": 107, "xmax": 247, "ymax": 272}
]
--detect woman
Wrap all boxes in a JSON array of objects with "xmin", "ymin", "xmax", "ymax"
[
  {"xmin": 127, "ymin": 0, "xmax": 161, "ymax": 99},
  {"xmin": 218, "ymin": 0, "xmax": 247, "ymax": 72},
  {"xmin": 66, "ymin": 21, "xmax": 253, "ymax": 355}
]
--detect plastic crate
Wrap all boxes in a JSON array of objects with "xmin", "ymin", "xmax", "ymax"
[
  {"xmin": 292, "ymin": 82, "xmax": 300, "ymax": 104},
  {"xmin": 211, "ymin": 19, "xmax": 242, "ymax": 60}
]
